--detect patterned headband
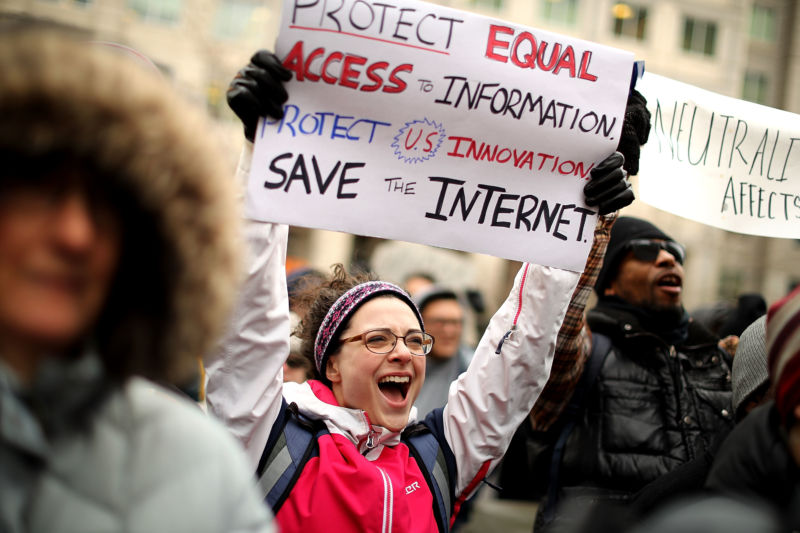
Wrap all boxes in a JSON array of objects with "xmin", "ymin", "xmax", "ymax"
[{"xmin": 314, "ymin": 281, "xmax": 424, "ymax": 377}]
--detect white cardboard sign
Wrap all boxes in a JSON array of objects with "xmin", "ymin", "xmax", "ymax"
[
  {"xmin": 638, "ymin": 72, "xmax": 800, "ymax": 239},
  {"xmin": 246, "ymin": 0, "xmax": 634, "ymax": 271}
]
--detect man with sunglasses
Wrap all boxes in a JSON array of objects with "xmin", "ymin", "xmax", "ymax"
[{"xmin": 528, "ymin": 216, "xmax": 735, "ymax": 532}]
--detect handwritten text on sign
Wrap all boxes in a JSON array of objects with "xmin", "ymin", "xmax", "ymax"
[
  {"xmin": 637, "ymin": 73, "xmax": 800, "ymax": 239},
  {"xmin": 246, "ymin": 0, "xmax": 634, "ymax": 271}
]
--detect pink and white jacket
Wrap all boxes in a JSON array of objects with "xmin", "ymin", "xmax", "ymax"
[{"xmin": 205, "ymin": 145, "xmax": 581, "ymax": 532}]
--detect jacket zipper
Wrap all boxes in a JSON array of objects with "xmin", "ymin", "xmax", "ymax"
[
  {"xmin": 377, "ymin": 466, "xmax": 393, "ymax": 533},
  {"xmin": 363, "ymin": 412, "xmax": 377, "ymax": 450},
  {"xmin": 496, "ymin": 263, "xmax": 530, "ymax": 354}
]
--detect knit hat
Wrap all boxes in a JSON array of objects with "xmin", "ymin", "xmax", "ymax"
[
  {"xmin": 731, "ymin": 315, "xmax": 768, "ymax": 416},
  {"xmin": 595, "ymin": 217, "xmax": 674, "ymax": 295},
  {"xmin": 766, "ymin": 285, "xmax": 800, "ymax": 427},
  {"xmin": 414, "ymin": 286, "xmax": 460, "ymax": 314},
  {"xmin": 314, "ymin": 281, "xmax": 423, "ymax": 378}
]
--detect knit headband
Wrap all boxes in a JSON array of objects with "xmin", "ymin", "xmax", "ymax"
[{"xmin": 314, "ymin": 281, "xmax": 424, "ymax": 376}]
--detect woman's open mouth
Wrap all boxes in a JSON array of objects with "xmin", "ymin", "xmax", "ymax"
[{"xmin": 378, "ymin": 375, "xmax": 410, "ymax": 403}]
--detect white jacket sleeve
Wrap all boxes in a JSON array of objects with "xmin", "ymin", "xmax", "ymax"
[
  {"xmin": 443, "ymin": 263, "xmax": 579, "ymax": 497},
  {"xmin": 205, "ymin": 142, "xmax": 290, "ymax": 469}
]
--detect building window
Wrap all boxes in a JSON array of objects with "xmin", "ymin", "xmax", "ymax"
[
  {"xmin": 541, "ymin": 0, "xmax": 578, "ymax": 26},
  {"xmin": 471, "ymin": 0, "xmax": 503, "ymax": 9},
  {"xmin": 750, "ymin": 4, "xmax": 776, "ymax": 41},
  {"xmin": 718, "ymin": 269, "xmax": 743, "ymax": 301},
  {"xmin": 214, "ymin": 1, "xmax": 253, "ymax": 39},
  {"xmin": 612, "ymin": 3, "xmax": 647, "ymax": 40},
  {"xmin": 742, "ymin": 71, "xmax": 769, "ymax": 104},
  {"xmin": 128, "ymin": 0, "xmax": 182, "ymax": 24},
  {"xmin": 682, "ymin": 17, "xmax": 717, "ymax": 56}
]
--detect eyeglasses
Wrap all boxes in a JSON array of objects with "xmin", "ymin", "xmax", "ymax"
[
  {"xmin": 627, "ymin": 239, "xmax": 686, "ymax": 264},
  {"xmin": 340, "ymin": 328, "xmax": 434, "ymax": 356},
  {"xmin": 425, "ymin": 318, "xmax": 464, "ymax": 328}
]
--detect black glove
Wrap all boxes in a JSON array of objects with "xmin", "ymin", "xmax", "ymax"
[
  {"xmin": 584, "ymin": 151, "xmax": 634, "ymax": 215},
  {"xmin": 616, "ymin": 89, "xmax": 651, "ymax": 176},
  {"xmin": 227, "ymin": 50, "xmax": 292, "ymax": 142}
]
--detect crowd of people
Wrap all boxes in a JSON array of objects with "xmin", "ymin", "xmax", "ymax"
[{"xmin": 1, "ymin": 18, "xmax": 798, "ymax": 533}]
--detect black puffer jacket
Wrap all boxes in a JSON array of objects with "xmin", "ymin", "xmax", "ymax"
[
  {"xmin": 705, "ymin": 402, "xmax": 800, "ymax": 529},
  {"xmin": 559, "ymin": 302, "xmax": 734, "ymax": 495}
]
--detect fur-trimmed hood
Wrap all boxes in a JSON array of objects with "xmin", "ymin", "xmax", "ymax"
[{"xmin": 0, "ymin": 29, "xmax": 242, "ymax": 383}]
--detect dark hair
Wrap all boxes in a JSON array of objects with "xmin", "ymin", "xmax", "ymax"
[
  {"xmin": 295, "ymin": 264, "xmax": 376, "ymax": 381},
  {"xmin": 415, "ymin": 287, "xmax": 460, "ymax": 315},
  {"xmin": 287, "ymin": 267, "xmax": 326, "ymax": 311},
  {"xmin": 404, "ymin": 271, "xmax": 436, "ymax": 284}
]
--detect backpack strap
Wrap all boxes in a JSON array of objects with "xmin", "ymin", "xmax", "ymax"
[
  {"xmin": 255, "ymin": 400, "xmax": 328, "ymax": 513},
  {"xmin": 403, "ymin": 413, "xmax": 456, "ymax": 533},
  {"xmin": 540, "ymin": 332, "xmax": 613, "ymax": 524}
]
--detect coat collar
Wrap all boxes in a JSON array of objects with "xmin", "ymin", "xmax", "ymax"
[
  {"xmin": 282, "ymin": 380, "xmax": 419, "ymax": 458},
  {"xmin": 0, "ymin": 350, "xmax": 111, "ymax": 460},
  {"xmin": 588, "ymin": 301, "xmax": 719, "ymax": 350}
]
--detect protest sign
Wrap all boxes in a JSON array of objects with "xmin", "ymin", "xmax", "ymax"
[
  {"xmin": 246, "ymin": 0, "xmax": 634, "ymax": 271},
  {"xmin": 637, "ymin": 72, "xmax": 800, "ymax": 239}
]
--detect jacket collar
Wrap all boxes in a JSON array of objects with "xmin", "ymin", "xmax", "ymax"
[
  {"xmin": 0, "ymin": 350, "xmax": 111, "ymax": 461},
  {"xmin": 588, "ymin": 300, "xmax": 718, "ymax": 350},
  {"xmin": 590, "ymin": 297, "xmax": 691, "ymax": 346},
  {"xmin": 283, "ymin": 380, "xmax": 418, "ymax": 458}
]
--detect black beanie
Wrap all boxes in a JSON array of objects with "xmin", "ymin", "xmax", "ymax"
[
  {"xmin": 595, "ymin": 216, "xmax": 674, "ymax": 295},
  {"xmin": 414, "ymin": 286, "xmax": 459, "ymax": 314}
]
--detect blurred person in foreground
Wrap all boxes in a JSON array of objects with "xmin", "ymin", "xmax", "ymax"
[
  {"xmin": 0, "ymin": 27, "xmax": 273, "ymax": 533},
  {"xmin": 705, "ymin": 285, "xmax": 800, "ymax": 530}
]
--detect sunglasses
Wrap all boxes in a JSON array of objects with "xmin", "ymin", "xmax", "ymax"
[{"xmin": 627, "ymin": 239, "xmax": 686, "ymax": 264}]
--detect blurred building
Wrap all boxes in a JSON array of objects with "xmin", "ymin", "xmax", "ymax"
[
  {"xmin": 453, "ymin": 0, "xmax": 800, "ymax": 312},
  {"xmin": 2, "ymin": 0, "xmax": 285, "ymax": 163},
  {"xmin": 7, "ymin": 0, "xmax": 798, "ymax": 316}
]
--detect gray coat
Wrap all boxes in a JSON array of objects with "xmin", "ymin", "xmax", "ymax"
[{"xmin": 0, "ymin": 356, "xmax": 274, "ymax": 533}]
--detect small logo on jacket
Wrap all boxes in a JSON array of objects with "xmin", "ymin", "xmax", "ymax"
[{"xmin": 405, "ymin": 481, "xmax": 420, "ymax": 495}]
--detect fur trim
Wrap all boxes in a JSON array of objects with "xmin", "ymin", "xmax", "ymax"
[{"xmin": 0, "ymin": 29, "xmax": 242, "ymax": 382}]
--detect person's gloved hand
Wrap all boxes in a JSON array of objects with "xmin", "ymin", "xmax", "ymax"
[
  {"xmin": 584, "ymin": 151, "xmax": 633, "ymax": 215},
  {"xmin": 227, "ymin": 50, "xmax": 292, "ymax": 142},
  {"xmin": 616, "ymin": 89, "xmax": 651, "ymax": 175}
]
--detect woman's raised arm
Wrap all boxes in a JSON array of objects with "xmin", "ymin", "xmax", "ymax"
[{"xmin": 205, "ymin": 143, "xmax": 292, "ymax": 469}]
